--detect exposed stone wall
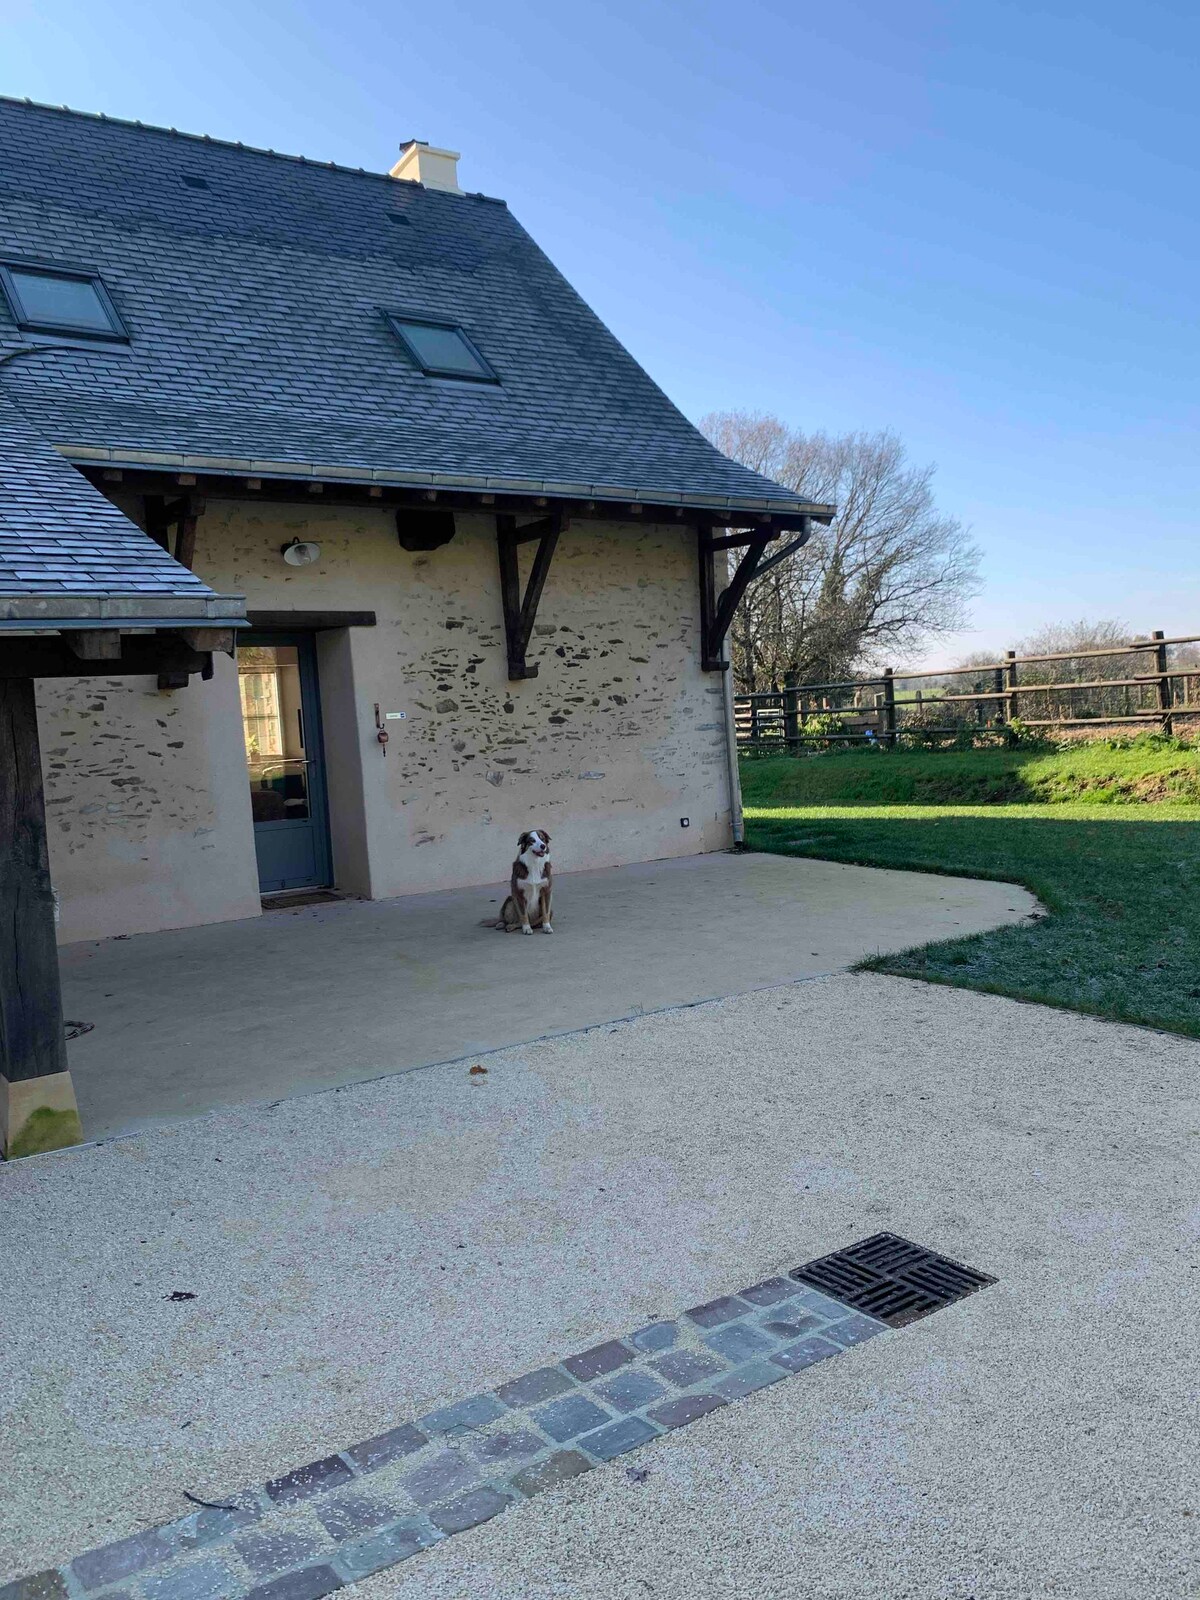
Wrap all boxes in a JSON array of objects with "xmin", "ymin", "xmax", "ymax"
[{"xmin": 42, "ymin": 501, "xmax": 733, "ymax": 939}]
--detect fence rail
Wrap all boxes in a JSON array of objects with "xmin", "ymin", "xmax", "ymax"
[{"xmin": 734, "ymin": 630, "xmax": 1200, "ymax": 752}]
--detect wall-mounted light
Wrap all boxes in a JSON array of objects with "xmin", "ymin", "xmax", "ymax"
[{"xmin": 281, "ymin": 538, "xmax": 321, "ymax": 566}]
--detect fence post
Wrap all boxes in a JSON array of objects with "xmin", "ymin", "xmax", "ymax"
[
  {"xmin": 1005, "ymin": 650, "xmax": 1018, "ymax": 725},
  {"xmin": 782, "ymin": 677, "xmax": 799, "ymax": 751},
  {"xmin": 882, "ymin": 667, "xmax": 897, "ymax": 749},
  {"xmin": 993, "ymin": 665, "xmax": 1006, "ymax": 727},
  {"xmin": 749, "ymin": 697, "xmax": 761, "ymax": 747},
  {"xmin": 1153, "ymin": 629, "xmax": 1173, "ymax": 734}
]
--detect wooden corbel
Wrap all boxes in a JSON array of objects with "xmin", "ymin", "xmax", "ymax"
[
  {"xmin": 497, "ymin": 510, "xmax": 567, "ymax": 679},
  {"xmin": 143, "ymin": 492, "xmax": 205, "ymax": 569},
  {"xmin": 697, "ymin": 517, "xmax": 813, "ymax": 671}
]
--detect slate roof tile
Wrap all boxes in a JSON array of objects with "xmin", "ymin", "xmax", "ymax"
[
  {"xmin": 0, "ymin": 97, "xmax": 819, "ymax": 519},
  {"xmin": 0, "ymin": 391, "xmax": 222, "ymax": 613}
]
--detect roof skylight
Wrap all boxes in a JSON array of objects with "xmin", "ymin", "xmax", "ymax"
[
  {"xmin": 385, "ymin": 314, "xmax": 498, "ymax": 383},
  {"xmin": 0, "ymin": 261, "xmax": 128, "ymax": 340}
]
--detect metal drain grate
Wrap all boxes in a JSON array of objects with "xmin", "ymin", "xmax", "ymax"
[{"xmin": 791, "ymin": 1232, "xmax": 996, "ymax": 1326}]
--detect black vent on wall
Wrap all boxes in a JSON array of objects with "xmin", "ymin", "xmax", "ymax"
[{"xmin": 396, "ymin": 509, "xmax": 456, "ymax": 551}]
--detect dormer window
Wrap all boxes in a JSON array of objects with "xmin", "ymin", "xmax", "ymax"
[
  {"xmin": 385, "ymin": 313, "xmax": 498, "ymax": 383},
  {"xmin": 0, "ymin": 260, "xmax": 129, "ymax": 340}
]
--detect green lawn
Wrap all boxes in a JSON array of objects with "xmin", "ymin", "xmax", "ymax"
[
  {"xmin": 741, "ymin": 752, "xmax": 1200, "ymax": 1038},
  {"xmin": 741, "ymin": 741, "xmax": 1200, "ymax": 806}
]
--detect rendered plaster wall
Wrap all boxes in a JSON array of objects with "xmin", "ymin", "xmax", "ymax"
[
  {"xmin": 41, "ymin": 501, "xmax": 734, "ymax": 938},
  {"xmin": 38, "ymin": 653, "xmax": 261, "ymax": 944}
]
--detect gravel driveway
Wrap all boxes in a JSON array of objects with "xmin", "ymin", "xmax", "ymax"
[{"xmin": 3, "ymin": 971, "xmax": 1197, "ymax": 1598}]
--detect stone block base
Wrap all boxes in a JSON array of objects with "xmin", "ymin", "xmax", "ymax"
[{"xmin": 0, "ymin": 1071, "xmax": 84, "ymax": 1159}]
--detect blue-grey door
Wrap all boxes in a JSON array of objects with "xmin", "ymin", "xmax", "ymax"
[{"xmin": 238, "ymin": 632, "xmax": 333, "ymax": 894}]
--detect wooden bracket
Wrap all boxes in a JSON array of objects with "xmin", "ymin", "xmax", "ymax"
[
  {"xmin": 497, "ymin": 511, "xmax": 567, "ymax": 680},
  {"xmin": 142, "ymin": 492, "xmax": 205, "ymax": 569},
  {"xmin": 698, "ymin": 517, "xmax": 812, "ymax": 671}
]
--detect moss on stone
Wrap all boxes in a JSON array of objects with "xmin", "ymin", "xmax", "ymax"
[{"xmin": 8, "ymin": 1104, "xmax": 85, "ymax": 1159}]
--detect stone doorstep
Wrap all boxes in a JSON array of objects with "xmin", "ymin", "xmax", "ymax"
[{"xmin": 6, "ymin": 1281, "xmax": 887, "ymax": 1600}]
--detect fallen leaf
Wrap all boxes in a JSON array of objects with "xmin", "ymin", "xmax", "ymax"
[{"xmin": 469, "ymin": 1064, "xmax": 488, "ymax": 1076}]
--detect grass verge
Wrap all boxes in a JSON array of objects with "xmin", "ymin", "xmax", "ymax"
[
  {"xmin": 740, "ymin": 742, "xmax": 1200, "ymax": 806},
  {"xmin": 741, "ymin": 756, "xmax": 1200, "ymax": 1038}
]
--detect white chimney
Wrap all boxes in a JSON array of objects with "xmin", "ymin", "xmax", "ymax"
[{"xmin": 390, "ymin": 140, "xmax": 463, "ymax": 195}]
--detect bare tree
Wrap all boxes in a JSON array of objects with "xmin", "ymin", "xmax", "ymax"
[
  {"xmin": 1008, "ymin": 618, "xmax": 1187, "ymax": 722},
  {"xmin": 1012, "ymin": 618, "xmax": 1133, "ymax": 673},
  {"xmin": 702, "ymin": 411, "xmax": 981, "ymax": 691}
]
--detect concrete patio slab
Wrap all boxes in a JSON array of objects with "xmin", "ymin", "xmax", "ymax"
[
  {"xmin": 2, "ymin": 972, "xmax": 1196, "ymax": 1596},
  {"xmin": 60, "ymin": 850, "xmax": 1037, "ymax": 1140}
]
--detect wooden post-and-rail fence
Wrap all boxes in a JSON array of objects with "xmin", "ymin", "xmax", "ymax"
[{"xmin": 734, "ymin": 631, "xmax": 1200, "ymax": 753}]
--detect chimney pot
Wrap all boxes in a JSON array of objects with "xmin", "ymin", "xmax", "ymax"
[{"xmin": 390, "ymin": 140, "xmax": 463, "ymax": 194}]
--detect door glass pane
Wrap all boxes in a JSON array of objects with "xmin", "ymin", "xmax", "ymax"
[{"xmin": 239, "ymin": 645, "xmax": 310, "ymax": 822}]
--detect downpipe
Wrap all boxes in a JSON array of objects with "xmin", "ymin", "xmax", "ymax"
[{"xmin": 720, "ymin": 634, "xmax": 745, "ymax": 847}]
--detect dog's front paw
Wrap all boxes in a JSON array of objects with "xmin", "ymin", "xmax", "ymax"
[
  {"xmin": 542, "ymin": 923, "xmax": 554, "ymax": 934},
  {"xmin": 521, "ymin": 925, "xmax": 533, "ymax": 935}
]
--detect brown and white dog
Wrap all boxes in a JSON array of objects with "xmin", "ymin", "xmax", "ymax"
[{"xmin": 496, "ymin": 828, "xmax": 554, "ymax": 934}]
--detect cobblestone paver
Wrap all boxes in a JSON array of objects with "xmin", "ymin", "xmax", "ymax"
[{"xmin": 5, "ymin": 1272, "xmax": 888, "ymax": 1600}]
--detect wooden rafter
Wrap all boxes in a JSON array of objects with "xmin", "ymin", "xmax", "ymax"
[
  {"xmin": 497, "ymin": 511, "xmax": 567, "ymax": 680},
  {"xmin": 697, "ymin": 517, "xmax": 813, "ymax": 671},
  {"xmin": 96, "ymin": 467, "xmax": 833, "ymax": 531}
]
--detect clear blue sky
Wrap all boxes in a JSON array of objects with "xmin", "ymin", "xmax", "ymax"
[{"xmin": 6, "ymin": 0, "xmax": 1198, "ymax": 664}]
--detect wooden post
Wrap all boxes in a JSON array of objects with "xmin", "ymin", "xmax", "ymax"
[
  {"xmin": 882, "ymin": 668, "xmax": 897, "ymax": 749},
  {"xmin": 993, "ymin": 665, "xmax": 1006, "ymax": 727},
  {"xmin": 0, "ymin": 678, "xmax": 84, "ymax": 1158},
  {"xmin": 1005, "ymin": 650, "xmax": 1018, "ymax": 724},
  {"xmin": 1153, "ymin": 630, "xmax": 1173, "ymax": 733},
  {"xmin": 782, "ymin": 677, "xmax": 799, "ymax": 750},
  {"xmin": 696, "ymin": 524, "xmax": 719, "ymax": 673},
  {"xmin": 749, "ymin": 697, "xmax": 761, "ymax": 746}
]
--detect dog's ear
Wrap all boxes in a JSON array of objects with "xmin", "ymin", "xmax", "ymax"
[
  {"xmin": 517, "ymin": 832, "xmax": 531, "ymax": 852},
  {"xmin": 540, "ymin": 830, "xmax": 551, "ymax": 844}
]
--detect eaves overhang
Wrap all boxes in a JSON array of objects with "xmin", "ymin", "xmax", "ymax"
[{"xmin": 61, "ymin": 445, "xmax": 836, "ymax": 526}]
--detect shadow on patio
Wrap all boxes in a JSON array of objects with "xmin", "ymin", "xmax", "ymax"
[{"xmin": 62, "ymin": 849, "xmax": 1037, "ymax": 1140}]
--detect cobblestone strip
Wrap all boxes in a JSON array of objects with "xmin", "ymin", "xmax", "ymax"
[{"xmin": 4, "ymin": 1276, "xmax": 885, "ymax": 1600}]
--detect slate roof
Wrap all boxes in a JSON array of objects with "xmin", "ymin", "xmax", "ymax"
[
  {"xmin": 0, "ymin": 389, "xmax": 237, "ymax": 623},
  {"xmin": 0, "ymin": 97, "xmax": 822, "ymax": 520}
]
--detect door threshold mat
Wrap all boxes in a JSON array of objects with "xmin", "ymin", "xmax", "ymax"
[
  {"xmin": 7, "ymin": 1237, "xmax": 994, "ymax": 1600},
  {"xmin": 261, "ymin": 890, "xmax": 344, "ymax": 911}
]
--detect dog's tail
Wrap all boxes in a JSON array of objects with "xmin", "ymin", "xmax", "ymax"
[{"xmin": 478, "ymin": 917, "xmax": 507, "ymax": 931}]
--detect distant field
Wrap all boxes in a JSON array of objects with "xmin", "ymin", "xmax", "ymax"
[{"xmin": 741, "ymin": 749, "xmax": 1200, "ymax": 1038}]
